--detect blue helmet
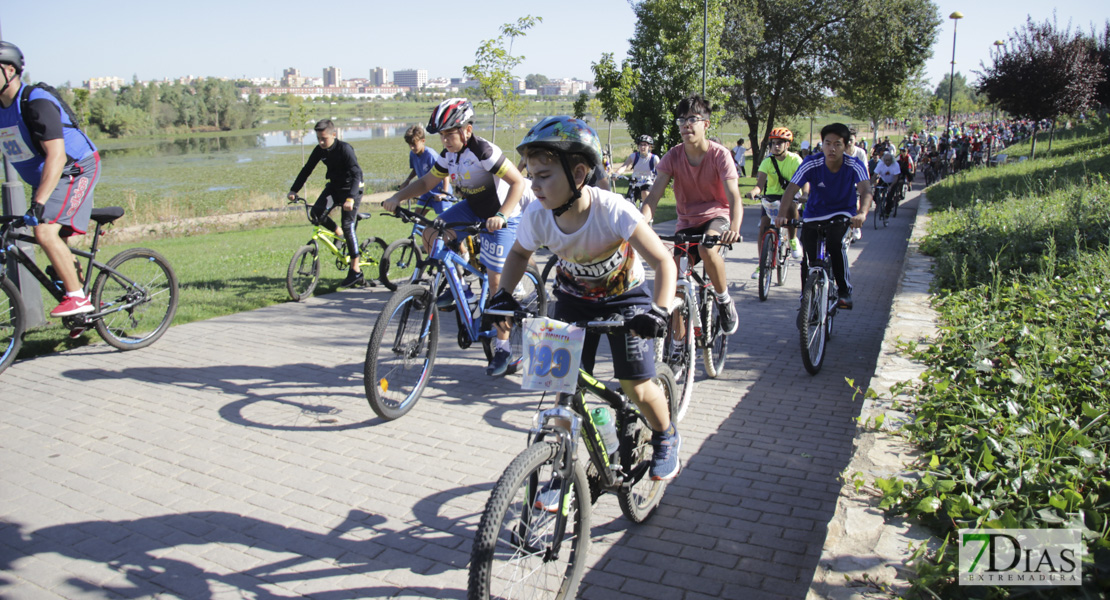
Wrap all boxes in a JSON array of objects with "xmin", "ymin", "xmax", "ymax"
[{"xmin": 516, "ymin": 116, "xmax": 603, "ymax": 168}]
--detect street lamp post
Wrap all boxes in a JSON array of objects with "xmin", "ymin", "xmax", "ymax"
[{"xmin": 944, "ymin": 11, "xmax": 964, "ymax": 142}]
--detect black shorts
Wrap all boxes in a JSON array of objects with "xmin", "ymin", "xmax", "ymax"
[
  {"xmin": 674, "ymin": 216, "xmax": 729, "ymax": 266},
  {"xmin": 551, "ymin": 285, "xmax": 656, "ymax": 381}
]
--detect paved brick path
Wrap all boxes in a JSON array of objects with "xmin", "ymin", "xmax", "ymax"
[{"xmin": 0, "ymin": 192, "xmax": 920, "ymax": 599}]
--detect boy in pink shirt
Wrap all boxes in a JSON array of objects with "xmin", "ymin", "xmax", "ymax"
[{"xmin": 641, "ymin": 95, "xmax": 742, "ymax": 335}]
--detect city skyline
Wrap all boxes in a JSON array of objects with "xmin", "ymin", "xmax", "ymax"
[{"xmin": 3, "ymin": 1, "xmax": 1105, "ymax": 95}]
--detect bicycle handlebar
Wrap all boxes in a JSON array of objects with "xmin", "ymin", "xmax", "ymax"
[
  {"xmin": 656, "ymin": 233, "xmax": 733, "ymax": 249},
  {"xmin": 385, "ymin": 206, "xmax": 484, "ymax": 237}
]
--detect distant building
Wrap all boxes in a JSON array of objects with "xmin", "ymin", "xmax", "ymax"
[
  {"xmin": 370, "ymin": 67, "xmax": 389, "ymax": 87},
  {"xmin": 84, "ymin": 76, "xmax": 125, "ymax": 92},
  {"xmin": 282, "ymin": 68, "xmax": 303, "ymax": 87},
  {"xmin": 323, "ymin": 66, "xmax": 341, "ymax": 87},
  {"xmin": 254, "ymin": 85, "xmax": 407, "ymax": 100},
  {"xmin": 393, "ymin": 69, "xmax": 428, "ymax": 89}
]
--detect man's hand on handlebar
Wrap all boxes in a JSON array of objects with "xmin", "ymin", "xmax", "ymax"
[{"xmin": 719, "ymin": 230, "xmax": 741, "ymax": 245}]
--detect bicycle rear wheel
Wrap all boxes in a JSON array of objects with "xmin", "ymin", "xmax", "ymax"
[
  {"xmin": 776, "ymin": 239, "xmax": 789, "ymax": 286},
  {"xmin": 799, "ymin": 274, "xmax": 827, "ymax": 375},
  {"xmin": 0, "ymin": 277, "xmax": 26, "ymax": 375},
  {"xmin": 379, "ymin": 238, "xmax": 424, "ymax": 291},
  {"xmin": 364, "ymin": 284, "xmax": 439, "ymax": 420},
  {"xmin": 357, "ymin": 237, "xmax": 388, "ymax": 277},
  {"xmin": 700, "ymin": 287, "xmax": 728, "ymax": 379},
  {"xmin": 469, "ymin": 441, "xmax": 589, "ymax": 600},
  {"xmin": 92, "ymin": 248, "xmax": 179, "ymax": 351},
  {"xmin": 758, "ymin": 232, "xmax": 775, "ymax": 301},
  {"xmin": 286, "ymin": 243, "xmax": 320, "ymax": 301},
  {"xmin": 618, "ymin": 362, "xmax": 678, "ymax": 523}
]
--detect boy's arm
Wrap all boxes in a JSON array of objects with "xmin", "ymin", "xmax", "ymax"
[
  {"xmin": 776, "ymin": 182, "xmax": 803, "ymax": 227},
  {"xmin": 722, "ymin": 178, "xmax": 742, "ymax": 244},
  {"xmin": 488, "ymin": 162, "xmax": 526, "ymax": 232},
  {"xmin": 628, "ymin": 222, "xmax": 677, "ymax": 311},
  {"xmin": 400, "ymin": 169, "xmax": 416, "ymax": 189},
  {"xmin": 384, "ymin": 171, "xmax": 440, "ymax": 212},
  {"xmin": 853, "ymin": 180, "xmax": 873, "ymax": 228},
  {"xmin": 748, "ymin": 170, "xmax": 768, "ymax": 198},
  {"xmin": 639, "ymin": 171, "xmax": 672, "ymax": 223},
  {"xmin": 288, "ymin": 147, "xmax": 322, "ymax": 198}
]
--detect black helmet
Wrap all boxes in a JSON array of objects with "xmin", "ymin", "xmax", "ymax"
[
  {"xmin": 0, "ymin": 42, "xmax": 24, "ymax": 73},
  {"xmin": 426, "ymin": 98, "xmax": 474, "ymax": 134},
  {"xmin": 637, "ymin": 134, "xmax": 654, "ymax": 146}
]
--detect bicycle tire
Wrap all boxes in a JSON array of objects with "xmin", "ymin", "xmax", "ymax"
[
  {"xmin": 481, "ymin": 264, "xmax": 547, "ymax": 374},
  {"xmin": 618, "ymin": 361, "xmax": 678, "ymax": 523},
  {"xmin": 757, "ymin": 231, "xmax": 775, "ymax": 301},
  {"xmin": 540, "ymin": 253, "xmax": 559, "ymax": 299},
  {"xmin": 667, "ymin": 295, "xmax": 695, "ymax": 422},
  {"xmin": 469, "ymin": 441, "xmax": 589, "ymax": 600},
  {"xmin": 286, "ymin": 243, "xmax": 320, "ymax": 301},
  {"xmin": 364, "ymin": 284, "xmax": 439, "ymax": 420},
  {"xmin": 357, "ymin": 237, "xmax": 388, "ymax": 277},
  {"xmin": 700, "ymin": 287, "xmax": 728, "ymax": 379},
  {"xmin": 776, "ymin": 238, "xmax": 789, "ymax": 286},
  {"xmin": 92, "ymin": 248, "xmax": 179, "ymax": 351},
  {"xmin": 0, "ymin": 277, "xmax": 26, "ymax": 375},
  {"xmin": 799, "ymin": 274, "xmax": 827, "ymax": 375},
  {"xmin": 873, "ymin": 203, "xmax": 881, "ymax": 229},
  {"xmin": 892, "ymin": 193, "xmax": 900, "ymax": 218},
  {"xmin": 379, "ymin": 238, "xmax": 424, "ymax": 291}
]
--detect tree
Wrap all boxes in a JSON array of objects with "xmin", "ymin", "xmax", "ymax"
[
  {"xmin": 977, "ymin": 15, "xmax": 1105, "ymax": 158},
  {"xmin": 626, "ymin": 0, "xmax": 731, "ymax": 151},
  {"xmin": 524, "ymin": 73, "xmax": 549, "ymax": 90},
  {"xmin": 591, "ymin": 52, "xmax": 638, "ymax": 153},
  {"xmin": 720, "ymin": 0, "xmax": 940, "ymax": 169},
  {"xmin": 933, "ymin": 72, "xmax": 981, "ymax": 116},
  {"xmin": 572, "ymin": 92, "xmax": 590, "ymax": 120},
  {"xmin": 1090, "ymin": 21, "xmax": 1110, "ymax": 113},
  {"xmin": 463, "ymin": 15, "xmax": 542, "ymax": 144},
  {"xmin": 287, "ymin": 96, "xmax": 311, "ymax": 162}
]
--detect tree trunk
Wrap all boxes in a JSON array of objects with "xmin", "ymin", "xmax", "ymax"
[
  {"xmin": 490, "ymin": 109, "xmax": 498, "ymax": 144},
  {"xmin": 1047, "ymin": 120, "xmax": 1056, "ymax": 153},
  {"xmin": 1029, "ymin": 125, "xmax": 1038, "ymax": 160}
]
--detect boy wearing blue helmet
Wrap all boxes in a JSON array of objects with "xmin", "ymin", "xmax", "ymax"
[{"xmin": 489, "ymin": 116, "xmax": 682, "ymax": 481}]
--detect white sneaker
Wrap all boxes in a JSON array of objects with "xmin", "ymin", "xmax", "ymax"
[
  {"xmin": 789, "ymin": 238, "xmax": 802, "ymax": 259},
  {"xmin": 750, "ymin": 268, "xmax": 759, "ymax": 280}
]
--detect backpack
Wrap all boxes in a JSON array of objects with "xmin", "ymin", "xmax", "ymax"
[
  {"xmin": 631, "ymin": 152, "xmax": 658, "ymax": 172},
  {"xmin": 19, "ymin": 82, "xmax": 85, "ymax": 156}
]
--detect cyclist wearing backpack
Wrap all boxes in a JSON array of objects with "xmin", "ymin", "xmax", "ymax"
[
  {"xmin": 612, "ymin": 135, "xmax": 659, "ymax": 205},
  {"xmin": 0, "ymin": 42, "xmax": 100, "ymax": 318}
]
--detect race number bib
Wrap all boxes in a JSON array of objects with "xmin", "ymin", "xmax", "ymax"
[
  {"xmin": 521, "ymin": 317, "xmax": 585, "ymax": 394},
  {"xmin": 0, "ymin": 126, "xmax": 34, "ymax": 162}
]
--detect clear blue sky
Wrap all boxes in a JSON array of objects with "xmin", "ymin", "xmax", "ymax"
[{"xmin": 2, "ymin": 1, "xmax": 1106, "ymax": 90}]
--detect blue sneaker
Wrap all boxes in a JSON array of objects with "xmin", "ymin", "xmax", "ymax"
[
  {"xmin": 486, "ymin": 348, "xmax": 512, "ymax": 377},
  {"xmin": 650, "ymin": 425, "xmax": 681, "ymax": 481}
]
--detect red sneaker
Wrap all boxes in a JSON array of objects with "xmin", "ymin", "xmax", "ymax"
[{"xmin": 51, "ymin": 296, "xmax": 93, "ymax": 317}]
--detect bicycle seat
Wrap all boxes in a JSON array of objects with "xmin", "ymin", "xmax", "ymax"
[
  {"xmin": 356, "ymin": 212, "xmax": 372, "ymax": 222},
  {"xmin": 90, "ymin": 207, "xmax": 125, "ymax": 225}
]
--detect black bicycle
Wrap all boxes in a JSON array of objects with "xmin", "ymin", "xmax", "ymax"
[
  {"xmin": 0, "ymin": 209, "xmax": 179, "ymax": 375},
  {"xmin": 468, "ymin": 314, "xmax": 678, "ymax": 600},
  {"xmin": 794, "ymin": 216, "xmax": 852, "ymax": 375}
]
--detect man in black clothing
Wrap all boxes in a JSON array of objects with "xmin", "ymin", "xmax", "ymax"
[{"xmin": 288, "ymin": 119, "xmax": 366, "ymax": 287}]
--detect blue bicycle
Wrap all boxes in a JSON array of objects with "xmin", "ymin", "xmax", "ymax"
[
  {"xmin": 363, "ymin": 206, "xmax": 546, "ymax": 420},
  {"xmin": 378, "ymin": 196, "xmax": 458, "ymax": 291}
]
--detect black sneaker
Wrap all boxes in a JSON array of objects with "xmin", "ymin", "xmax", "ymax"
[
  {"xmin": 486, "ymin": 348, "xmax": 512, "ymax": 377},
  {"xmin": 837, "ymin": 291, "xmax": 853, "ymax": 310},
  {"xmin": 340, "ymin": 271, "xmax": 365, "ymax": 288},
  {"xmin": 717, "ymin": 298, "xmax": 738, "ymax": 335}
]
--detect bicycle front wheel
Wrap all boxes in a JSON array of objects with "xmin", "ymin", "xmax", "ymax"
[
  {"xmin": 379, "ymin": 238, "xmax": 424, "ymax": 291},
  {"xmin": 469, "ymin": 440, "xmax": 589, "ymax": 600},
  {"xmin": 617, "ymin": 362, "xmax": 678, "ymax": 523},
  {"xmin": 758, "ymin": 232, "xmax": 775, "ymax": 301},
  {"xmin": 664, "ymin": 295, "xmax": 695, "ymax": 422},
  {"xmin": 286, "ymin": 243, "xmax": 320, "ymax": 301},
  {"xmin": 92, "ymin": 248, "xmax": 179, "ymax": 351},
  {"xmin": 776, "ymin": 239, "xmax": 789, "ymax": 286},
  {"xmin": 700, "ymin": 287, "xmax": 728, "ymax": 379},
  {"xmin": 0, "ymin": 277, "xmax": 26, "ymax": 375},
  {"xmin": 799, "ymin": 274, "xmax": 827, "ymax": 375},
  {"xmin": 364, "ymin": 285, "xmax": 439, "ymax": 420}
]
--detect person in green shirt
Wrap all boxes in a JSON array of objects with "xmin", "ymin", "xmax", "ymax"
[{"xmin": 747, "ymin": 127, "xmax": 805, "ymax": 279}]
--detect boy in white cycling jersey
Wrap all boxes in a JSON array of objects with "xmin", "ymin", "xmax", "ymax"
[
  {"xmin": 384, "ymin": 98, "xmax": 527, "ymax": 377},
  {"xmin": 489, "ymin": 117, "xmax": 682, "ymax": 481}
]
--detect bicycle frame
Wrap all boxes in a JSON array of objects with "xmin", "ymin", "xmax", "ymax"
[
  {"xmin": 425, "ymin": 235, "xmax": 495, "ymax": 347},
  {"xmin": 0, "ymin": 216, "xmax": 143, "ymax": 321}
]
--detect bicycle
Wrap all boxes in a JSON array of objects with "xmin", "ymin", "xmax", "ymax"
[
  {"xmin": 378, "ymin": 196, "xmax": 458, "ymax": 291},
  {"xmin": 653, "ymin": 233, "xmax": 732, "ymax": 421},
  {"xmin": 363, "ymin": 206, "xmax": 546, "ymax": 420},
  {"xmin": 285, "ymin": 196, "xmax": 386, "ymax": 301},
  {"xmin": 755, "ymin": 197, "xmax": 794, "ymax": 302},
  {"xmin": 794, "ymin": 216, "xmax": 852, "ymax": 375},
  {"xmin": 467, "ymin": 314, "xmax": 679, "ymax": 600},
  {"xmin": 0, "ymin": 209, "xmax": 179, "ymax": 376},
  {"xmin": 614, "ymin": 174, "xmax": 654, "ymax": 208},
  {"xmin": 872, "ymin": 181, "xmax": 892, "ymax": 229}
]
